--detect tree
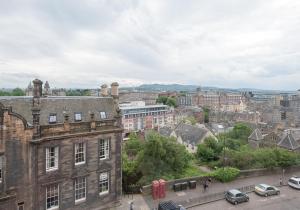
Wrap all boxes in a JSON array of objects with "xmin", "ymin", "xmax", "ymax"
[
  {"xmin": 11, "ymin": 88, "xmax": 25, "ymax": 96},
  {"xmin": 203, "ymin": 107, "xmax": 210, "ymax": 123},
  {"xmin": 156, "ymin": 96, "xmax": 177, "ymax": 107}
]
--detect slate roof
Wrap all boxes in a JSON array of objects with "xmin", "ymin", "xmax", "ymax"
[
  {"xmin": 277, "ymin": 131, "xmax": 300, "ymax": 150},
  {"xmin": 0, "ymin": 96, "xmax": 116, "ymax": 126},
  {"xmin": 174, "ymin": 123, "xmax": 208, "ymax": 145},
  {"xmin": 248, "ymin": 128, "xmax": 264, "ymax": 141},
  {"xmin": 158, "ymin": 127, "xmax": 173, "ymax": 137}
]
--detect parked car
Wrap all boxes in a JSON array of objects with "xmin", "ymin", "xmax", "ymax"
[
  {"xmin": 288, "ymin": 176, "xmax": 300, "ymax": 189},
  {"xmin": 254, "ymin": 184, "xmax": 280, "ymax": 196},
  {"xmin": 225, "ymin": 189, "xmax": 249, "ymax": 205},
  {"xmin": 158, "ymin": 200, "xmax": 186, "ymax": 210}
]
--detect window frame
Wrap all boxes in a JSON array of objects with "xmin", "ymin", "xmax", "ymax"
[
  {"xmin": 100, "ymin": 111, "xmax": 107, "ymax": 119},
  {"xmin": 49, "ymin": 114, "xmax": 57, "ymax": 124},
  {"xmin": 46, "ymin": 146, "xmax": 59, "ymax": 172},
  {"xmin": 74, "ymin": 142, "xmax": 86, "ymax": 166},
  {"xmin": 99, "ymin": 139, "xmax": 110, "ymax": 160},
  {"xmin": 99, "ymin": 172, "xmax": 109, "ymax": 196},
  {"xmin": 46, "ymin": 184, "xmax": 59, "ymax": 210},
  {"xmin": 74, "ymin": 177, "xmax": 86, "ymax": 203},
  {"xmin": 74, "ymin": 112, "xmax": 82, "ymax": 122}
]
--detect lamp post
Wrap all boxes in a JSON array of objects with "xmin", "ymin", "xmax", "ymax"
[{"xmin": 223, "ymin": 134, "xmax": 226, "ymax": 170}]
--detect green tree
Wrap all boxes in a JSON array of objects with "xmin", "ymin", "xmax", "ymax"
[
  {"xmin": 156, "ymin": 96, "xmax": 177, "ymax": 107},
  {"xmin": 11, "ymin": 88, "xmax": 25, "ymax": 96},
  {"xmin": 203, "ymin": 107, "xmax": 210, "ymax": 123}
]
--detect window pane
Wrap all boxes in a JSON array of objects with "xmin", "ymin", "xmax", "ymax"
[
  {"xmin": 46, "ymin": 184, "xmax": 59, "ymax": 209},
  {"xmin": 99, "ymin": 139, "xmax": 109, "ymax": 160},
  {"xmin": 75, "ymin": 177, "xmax": 86, "ymax": 201},
  {"xmin": 99, "ymin": 172, "xmax": 109, "ymax": 195},
  {"xmin": 46, "ymin": 147, "xmax": 58, "ymax": 171},
  {"xmin": 75, "ymin": 143, "xmax": 85, "ymax": 164}
]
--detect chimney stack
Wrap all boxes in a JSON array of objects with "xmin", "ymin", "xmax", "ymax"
[
  {"xmin": 101, "ymin": 84, "xmax": 108, "ymax": 97},
  {"xmin": 33, "ymin": 79, "xmax": 43, "ymax": 98},
  {"xmin": 111, "ymin": 82, "xmax": 119, "ymax": 98}
]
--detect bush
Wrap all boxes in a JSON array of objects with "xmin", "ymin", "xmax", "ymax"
[{"xmin": 210, "ymin": 167, "xmax": 240, "ymax": 182}]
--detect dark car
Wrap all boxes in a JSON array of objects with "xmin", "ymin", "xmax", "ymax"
[
  {"xmin": 158, "ymin": 201, "xmax": 186, "ymax": 210},
  {"xmin": 225, "ymin": 189, "xmax": 249, "ymax": 205}
]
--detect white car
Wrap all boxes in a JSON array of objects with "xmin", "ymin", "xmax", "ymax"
[{"xmin": 288, "ymin": 176, "xmax": 300, "ymax": 189}]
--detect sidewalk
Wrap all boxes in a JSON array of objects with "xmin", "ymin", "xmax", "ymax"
[{"xmin": 119, "ymin": 169, "xmax": 300, "ymax": 210}]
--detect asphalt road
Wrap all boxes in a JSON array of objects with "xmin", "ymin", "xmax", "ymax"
[{"xmin": 188, "ymin": 186, "xmax": 300, "ymax": 210}]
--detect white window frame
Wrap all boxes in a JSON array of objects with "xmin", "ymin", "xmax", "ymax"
[
  {"xmin": 17, "ymin": 202, "xmax": 24, "ymax": 210},
  {"xmin": 75, "ymin": 177, "xmax": 86, "ymax": 203},
  {"xmin": 99, "ymin": 139, "xmax": 110, "ymax": 160},
  {"xmin": 0, "ymin": 156, "xmax": 3, "ymax": 183},
  {"xmin": 74, "ymin": 112, "xmax": 82, "ymax": 121},
  {"xmin": 49, "ymin": 114, "xmax": 57, "ymax": 124},
  {"xmin": 75, "ymin": 142, "xmax": 86, "ymax": 165},
  {"xmin": 100, "ymin": 111, "xmax": 107, "ymax": 119},
  {"xmin": 46, "ymin": 147, "xmax": 59, "ymax": 172},
  {"xmin": 99, "ymin": 172, "xmax": 109, "ymax": 195},
  {"xmin": 46, "ymin": 184, "xmax": 59, "ymax": 210}
]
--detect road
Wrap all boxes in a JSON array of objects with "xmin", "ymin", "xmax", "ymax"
[{"xmin": 188, "ymin": 186, "xmax": 300, "ymax": 210}]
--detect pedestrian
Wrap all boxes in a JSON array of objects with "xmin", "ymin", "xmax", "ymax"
[
  {"xmin": 203, "ymin": 181, "xmax": 208, "ymax": 192},
  {"xmin": 208, "ymin": 178, "xmax": 212, "ymax": 185},
  {"xmin": 130, "ymin": 201, "xmax": 134, "ymax": 210}
]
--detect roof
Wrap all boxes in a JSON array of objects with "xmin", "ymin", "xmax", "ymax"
[
  {"xmin": 228, "ymin": 189, "xmax": 242, "ymax": 195},
  {"xmin": 174, "ymin": 123, "xmax": 208, "ymax": 145},
  {"xmin": 120, "ymin": 104, "xmax": 168, "ymax": 110},
  {"xmin": 0, "ymin": 96, "xmax": 116, "ymax": 126},
  {"xmin": 159, "ymin": 127, "xmax": 173, "ymax": 137},
  {"xmin": 248, "ymin": 128, "xmax": 264, "ymax": 141},
  {"xmin": 277, "ymin": 132, "xmax": 300, "ymax": 150}
]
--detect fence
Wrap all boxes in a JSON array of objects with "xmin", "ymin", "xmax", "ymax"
[{"xmin": 174, "ymin": 185, "xmax": 255, "ymax": 208}]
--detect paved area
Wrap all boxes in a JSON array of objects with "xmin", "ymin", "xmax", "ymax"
[
  {"xmin": 189, "ymin": 186, "xmax": 300, "ymax": 210},
  {"xmin": 118, "ymin": 169, "xmax": 300, "ymax": 210}
]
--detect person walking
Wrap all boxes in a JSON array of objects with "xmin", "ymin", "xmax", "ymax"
[
  {"xmin": 203, "ymin": 181, "xmax": 208, "ymax": 192},
  {"xmin": 129, "ymin": 201, "xmax": 134, "ymax": 210}
]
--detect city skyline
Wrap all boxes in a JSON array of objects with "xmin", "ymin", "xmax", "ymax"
[{"xmin": 0, "ymin": 0, "xmax": 300, "ymax": 90}]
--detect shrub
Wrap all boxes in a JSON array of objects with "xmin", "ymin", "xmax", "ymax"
[{"xmin": 210, "ymin": 167, "xmax": 240, "ymax": 182}]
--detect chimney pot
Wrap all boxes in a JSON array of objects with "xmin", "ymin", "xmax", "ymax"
[
  {"xmin": 111, "ymin": 82, "xmax": 119, "ymax": 97},
  {"xmin": 32, "ymin": 79, "xmax": 43, "ymax": 98},
  {"xmin": 100, "ymin": 84, "xmax": 108, "ymax": 97}
]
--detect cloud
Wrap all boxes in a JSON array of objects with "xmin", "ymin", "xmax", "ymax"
[{"xmin": 0, "ymin": 0, "xmax": 300, "ymax": 90}]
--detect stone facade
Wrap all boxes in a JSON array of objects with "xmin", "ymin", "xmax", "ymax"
[{"xmin": 0, "ymin": 80, "xmax": 122, "ymax": 210}]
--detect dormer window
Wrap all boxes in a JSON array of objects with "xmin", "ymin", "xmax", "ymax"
[
  {"xmin": 100, "ymin": 111, "xmax": 107, "ymax": 119},
  {"xmin": 74, "ymin": 112, "xmax": 82, "ymax": 121},
  {"xmin": 49, "ymin": 114, "xmax": 57, "ymax": 124}
]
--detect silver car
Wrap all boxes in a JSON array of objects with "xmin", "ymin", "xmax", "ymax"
[{"xmin": 255, "ymin": 184, "xmax": 280, "ymax": 196}]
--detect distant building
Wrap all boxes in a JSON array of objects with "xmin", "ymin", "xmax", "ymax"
[
  {"xmin": 120, "ymin": 101, "xmax": 174, "ymax": 136},
  {"xmin": 119, "ymin": 91, "xmax": 159, "ymax": 105},
  {"xmin": 26, "ymin": 81, "xmax": 66, "ymax": 96},
  {"xmin": 0, "ymin": 79, "xmax": 122, "ymax": 210},
  {"xmin": 193, "ymin": 90, "xmax": 247, "ymax": 112}
]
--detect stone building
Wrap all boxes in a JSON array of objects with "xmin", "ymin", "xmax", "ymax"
[
  {"xmin": 119, "ymin": 91, "xmax": 159, "ymax": 105},
  {"xmin": 120, "ymin": 101, "xmax": 174, "ymax": 137},
  {"xmin": 0, "ymin": 79, "xmax": 122, "ymax": 210},
  {"xmin": 26, "ymin": 81, "xmax": 66, "ymax": 97}
]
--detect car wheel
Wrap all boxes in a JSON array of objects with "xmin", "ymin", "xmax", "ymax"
[
  {"xmin": 234, "ymin": 201, "xmax": 238, "ymax": 205},
  {"xmin": 246, "ymin": 198, "xmax": 249, "ymax": 202},
  {"xmin": 265, "ymin": 193, "xmax": 268, "ymax": 197}
]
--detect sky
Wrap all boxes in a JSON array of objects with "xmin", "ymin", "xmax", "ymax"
[{"xmin": 0, "ymin": 0, "xmax": 300, "ymax": 90}]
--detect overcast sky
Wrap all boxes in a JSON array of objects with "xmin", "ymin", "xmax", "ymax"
[{"xmin": 0, "ymin": 0, "xmax": 300, "ymax": 90}]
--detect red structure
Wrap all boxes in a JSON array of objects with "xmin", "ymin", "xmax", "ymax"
[
  {"xmin": 159, "ymin": 179, "xmax": 166, "ymax": 198},
  {"xmin": 152, "ymin": 180, "xmax": 160, "ymax": 200}
]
